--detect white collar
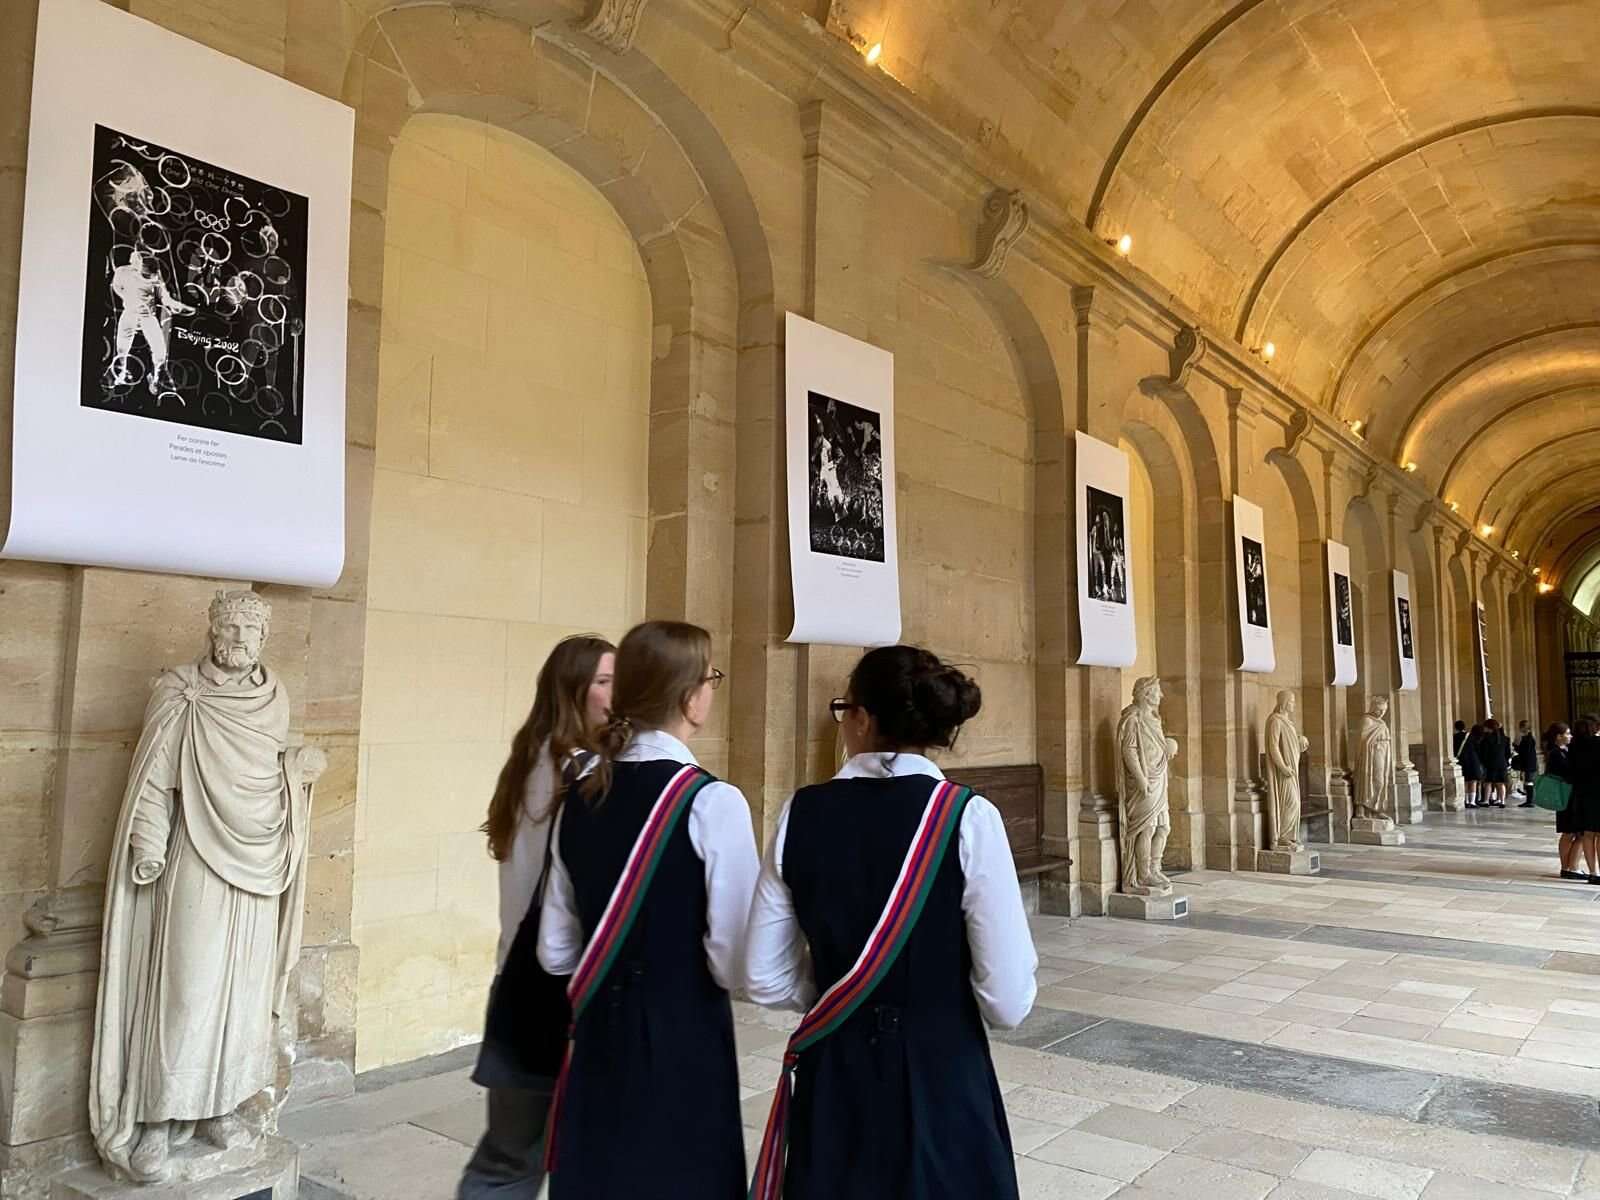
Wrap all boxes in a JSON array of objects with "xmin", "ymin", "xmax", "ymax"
[
  {"xmin": 835, "ymin": 752, "xmax": 944, "ymax": 782},
  {"xmin": 617, "ymin": 727, "xmax": 700, "ymax": 766}
]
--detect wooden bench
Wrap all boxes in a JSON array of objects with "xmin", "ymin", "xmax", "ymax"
[{"xmin": 946, "ymin": 764, "xmax": 1070, "ymax": 878}]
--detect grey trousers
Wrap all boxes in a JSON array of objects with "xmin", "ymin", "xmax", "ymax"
[{"xmin": 457, "ymin": 1087, "xmax": 552, "ymax": 1199}]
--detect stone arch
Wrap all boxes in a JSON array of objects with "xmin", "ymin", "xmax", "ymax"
[{"xmin": 342, "ymin": 3, "xmax": 776, "ymax": 753}]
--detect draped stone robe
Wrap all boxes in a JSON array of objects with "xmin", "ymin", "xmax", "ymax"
[
  {"xmin": 1354, "ymin": 712, "xmax": 1394, "ymax": 820},
  {"xmin": 1266, "ymin": 710, "xmax": 1304, "ymax": 848},
  {"xmin": 91, "ymin": 658, "xmax": 311, "ymax": 1176},
  {"xmin": 1115, "ymin": 704, "xmax": 1174, "ymax": 884}
]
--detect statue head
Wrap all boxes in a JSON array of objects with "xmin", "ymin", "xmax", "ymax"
[
  {"xmin": 1366, "ymin": 694, "xmax": 1389, "ymax": 720},
  {"xmin": 208, "ymin": 589, "xmax": 271, "ymax": 673},
  {"xmin": 1276, "ymin": 689, "xmax": 1296, "ymax": 715},
  {"xmin": 1132, "ymin": 676, "xmax": 1162, "ymax": 711}
]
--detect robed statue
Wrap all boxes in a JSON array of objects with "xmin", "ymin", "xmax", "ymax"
[
  {"xmin": 91, "ymin": 590, "xmax": 325, "ymax": 1183},
  {"xmin": 1266, "ymin": 691, "xmax": 1310, "ymax": 850},
  {"xmin": 1116, "ymin": 676, "xmax": 1180, "ymax": 894},
  {"xmin": 1352, "ymin": 695, "xmax": 1394, "ymax": 823}
]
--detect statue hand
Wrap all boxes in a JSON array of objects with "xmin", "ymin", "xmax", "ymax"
[
  {"xmin": 1165, "ymin": 737, "xmax": 1179, "ymax": 758},
  {"xmin": 1299, "ymin": 736, "xmax": 1310, "ymax": 752},
  {"xmin": 131, "ymin": 857, "xmax": 165, "ymax": 885},
  {"xmin": 295, "ymin": 746, "xmax": 329, "ymax": 785}
]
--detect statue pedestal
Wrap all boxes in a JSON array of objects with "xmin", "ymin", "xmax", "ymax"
[
  {"xmin": 51, "ymin": 1135, "xmax": 298, "ymax": 1200},
  {"xmin": 1255, "ymin": 848, "xmax": 1320, "ymax": 875},
  {"xmin": 1106, "ymin": 891, "xmax": 1189, "ymax": 921},
  {"xmin": 1349, "ymin": 817, "xmax": 1405, "ymax": 846}
]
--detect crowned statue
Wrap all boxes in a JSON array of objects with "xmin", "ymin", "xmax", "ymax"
[
  {"xmin": 91, "ymin": 590, "xmax": 324, "ymax": 1183},
  {"xmin": 1115, "ymin": 676, "xmax": 1180, "ymax": 895}
]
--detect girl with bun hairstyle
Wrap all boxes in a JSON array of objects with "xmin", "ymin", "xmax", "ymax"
[
  {"xmin": 536, "ymin": 621, "xmax": 759, "ymax": 1198},
  {"xmin": 743, "ymin": 645, "xmax": 1037, "ymax": 1200}
]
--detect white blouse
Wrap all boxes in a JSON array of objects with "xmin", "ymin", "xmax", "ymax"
[
  {"xmin": 743, "ymin": 752, "xmax": 1039, "ymax": 1029},
  {"xmin": 536, "ymin": 729, "xmax": 760, "ymax": 992},
  {"xmin": 495, "ymin": 742, "xmax": 559, "ymax": 971}
]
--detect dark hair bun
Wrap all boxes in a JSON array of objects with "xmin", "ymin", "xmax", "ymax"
[{"xmin": 848, "ymin": 646, "xmax": 982, "ymax": 750}]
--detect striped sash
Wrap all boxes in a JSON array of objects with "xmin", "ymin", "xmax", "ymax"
[
  {"xmin": 747, "ymin": 778, "xmax": 973, "ymax": 1200},
  {"xmin": 543, "ymin": 762, "xmax": 715, "ymax": 1171}
]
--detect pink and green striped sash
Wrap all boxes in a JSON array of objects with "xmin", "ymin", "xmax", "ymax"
[
  {"xmin": 747, "ymin": 778, "xmax": 972, "ymax": 1200},
  {"xmin": 544, "ymin": 763, "xmax": 714, "ymax": 1172}
]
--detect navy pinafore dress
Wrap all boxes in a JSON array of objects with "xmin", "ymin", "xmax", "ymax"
[
  {"xmin": 780, "ymin": 775, "xmax": 1019, "ymax": 1200},
  {"xmin": 549, "ymin": 760, "xmax": 746, "ymax": 1200}
]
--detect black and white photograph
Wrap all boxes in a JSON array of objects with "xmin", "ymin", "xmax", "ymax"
[
  {"xmin": 1334, "ymin": 573, "xmax": 1354, "ymax": 646},
  {"xmin": 80, "ymin": 123, "xmax": 310, "ymax": 443},
  {"xmin": 1086, "ymin": 486, "xmax": 1128, "ymax": 605},
  {"xmin": 1242, "ymin": 536, "xmax": 1269, "ymax": 628},
  {"xmin": 807, "ymin": 390, "xmax": 885, "ymax": 562},
  {"xmin": 1398, "ymin": 596, "xmax": 1414, "ymax": 659}
]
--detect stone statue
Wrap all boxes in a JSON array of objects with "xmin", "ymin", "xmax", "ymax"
[
  {"xmin": 1115, "ymin": 676, "xmax": 1180, "ymax": 895},
  {"xmin": 1266, "ymin": 690, "xmax": 1310, "ymax": 850},
  {"xmin": 91, "ymin": 590, "xmax": 325, "ymax": 1184},
  {"xmin": 1353, "ymin": 695, "xmax": 1394, "ymax": 823}
]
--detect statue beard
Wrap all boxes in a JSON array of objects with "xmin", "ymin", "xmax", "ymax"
[{"xmin": 211, "ymin": 639, "xmax": 258, "ymax": 672}]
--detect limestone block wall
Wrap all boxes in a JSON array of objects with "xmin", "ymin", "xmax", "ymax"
[{"xmin": 355, "ymin": 114, "xmax": 651, "ymax": 1069}]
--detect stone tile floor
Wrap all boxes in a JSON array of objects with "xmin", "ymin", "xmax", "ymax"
[{"xmin": 283, "ymin": 806, "xmax": 1600, "ymax": 1198}]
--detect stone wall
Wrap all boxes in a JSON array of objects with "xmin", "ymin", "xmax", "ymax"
[{"xmin": 355, "ymin": 114, "xmax": 651, "ymax": 1069}]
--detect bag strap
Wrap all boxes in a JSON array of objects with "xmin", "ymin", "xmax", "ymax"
[
  {"xmin": 748, "ymin": 778, "xmax": 972, "ymax": 1200},
  {"xmin": 544, "ymin": 762, "xmax": 714, "ymax": 1172}
]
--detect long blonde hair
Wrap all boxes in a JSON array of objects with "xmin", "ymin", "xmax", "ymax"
[
  {"xmin": 483, "ymin": 635, "xmax": 614, "ymax": 861},
  {"xmin": 584, "ymin": 621, "xmax": 712, "ymax": 799}
]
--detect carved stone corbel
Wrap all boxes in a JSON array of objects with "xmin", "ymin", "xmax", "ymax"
[
  {"xmin": 1282, "ymin": 406, "xmax": 1312, "ymax": 458},
  {"xmin": 1167, "ymin": 325, "xmax": 1207, "ymax": 391},
  {"xmin": 579, "ymin": 0, "xmax": 649, "ymax": 52},
  {"xmin": 970, "ymin": 188, "xmax": 1028, "ymax": 279}
]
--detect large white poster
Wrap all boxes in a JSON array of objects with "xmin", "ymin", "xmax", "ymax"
[
  {"xmin": 2, "ymin": 0, "xmax": 353, "ymax": 586},
  {"xmin": 1392, "ymin": 570, "xmax": 1419, "ymax": 692},
  {"xmin": 1233, "ymin": 495, "xmax": 1275, "ymax": 673},
  {"xmin": 784, "ymin": 313, "xmax": 900, "ymax": 646},
  {"xmin": 1327, "ymin": 540, "xmax": 1357, "ymax": 686},
  {"xmin": 1076, "ymin": 432, "xmax": 1136, "ymax": 668}
]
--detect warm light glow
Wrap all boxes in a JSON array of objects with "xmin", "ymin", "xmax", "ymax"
[
  {"xmin": 1539, "ymin": 582, "xmax": 1555, "ymax": 594},
  {"xmin": 1116, "ymin": 233, "xmax": 1133, "ymax": 256},
  {"xmin": 1403, "ymin": 461, "xmax": 1418, "ymax": 472},
  {"xmin": 1262, "ymin": 341, "xmax": 1276, "ymax": 361},
  {"xmin": 1448, "ymin": 501, "xmax": 1459, "ymax": 512},
  {"xmin": 865, "ymin": 42, "xmax": 883, "ymax": 64},
  {"xmin": 1534, "ymin": 567, "xmax": 1543, "ymax": 576},
  {"xmin": 1349, "ymin": 419, "xmax": 1363, "ymax": 434},
  {"xmin": 1480, "ymin": 524, "xmax": 1495, "ymax": 537},
  {"xmin": 1511, "ymin": 550, "xmax": 1521, "ymax": 559}
]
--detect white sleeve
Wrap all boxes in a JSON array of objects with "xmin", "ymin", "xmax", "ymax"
[
  {"xmin": 743, "ymin": 801, "xmax": 816, "ymax": 1011},
  {"xmin": 497, "ymin": 750, "xmax": 556, "ymax": 970},
  {"xmin": 535, "ymin": 806, "xmax": 584, "ymax": 976},
  {"xmin": 958, "ymin": 796, "xmax": 1038, "ymax": 1029},
  {"xmin": 687, "ymin": 781, "xmax": 761, "ymax": 993}
]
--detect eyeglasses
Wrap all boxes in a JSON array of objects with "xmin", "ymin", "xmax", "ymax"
[
  {"xmin": 704, "ymin": 668, "xmax": 726, "ymax": 691},
  {"xmin": 828, "ymin": 698, "xmax": 860, "ymax": 724}
]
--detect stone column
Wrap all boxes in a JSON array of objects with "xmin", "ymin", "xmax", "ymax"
[
  {"xmin": 1220, "ymin": 391, "xmax": 1267, "ymax": 869},
  {"xmin": 1415, "ymin": 515, "xmax": 1466, "ymax": 809},
  {"xmin": 1383, "ymin": 491, "xmax": 1425, "ymax": 824},
  {"xmin": 1298, "ymin": 442, "xmax": 1347, "ymax": 842},
  {"xmin": 1068, "ymin": 286, "xmax": 1132, "ymax": 915}
]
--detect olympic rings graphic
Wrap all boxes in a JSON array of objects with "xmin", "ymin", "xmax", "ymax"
[{"xmin": 196, "ymin": 211, "xmax": 232, "ymax": 233}]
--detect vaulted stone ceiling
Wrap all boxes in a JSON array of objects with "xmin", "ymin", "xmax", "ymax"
[{"xmin": 807, "ymin": 0, "xmax": 1600, "ymax": 578}]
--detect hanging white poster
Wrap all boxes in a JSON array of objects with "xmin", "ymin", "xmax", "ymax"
[
  {"xmin": 1233, "ymin": 495, "xmax": 1275, "ymax": 673},
  {"xmin": 784, "ymin": 312, "xmax": 900, "ymax": 646},
  {"xmin": 2, "ymin": 0, "xmax": 353, "ymax": 586},
  {"xmin": 1076, "ymin": 432, "xmax": 1136, "ymax": 668},
  {"xmin": 1327, "ymin": 540, "xmax": 1357, "ymax": 686},
  {"xmin": 1392, "ymin": 570, "xmax": 1419, "ymax": 692}
]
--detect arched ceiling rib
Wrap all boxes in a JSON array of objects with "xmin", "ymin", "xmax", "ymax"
[{"xmin": 1435, "ymin": 385, "xmax": 1600, "ymax": 506}]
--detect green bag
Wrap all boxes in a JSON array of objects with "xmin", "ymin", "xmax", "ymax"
[{"xmin": 1533, "ymin": 773, "xmax": 1571, "ymax": 813}]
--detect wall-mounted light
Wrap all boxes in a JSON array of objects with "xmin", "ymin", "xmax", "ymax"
[
  {"xmin": 1349, "ymin": 419, "xmax": 1364, "ymax": 435},
  {"xmin": 1403, "ymin": 461, "xmax": 1418, "ymax": 473},
  {"xmin": 1261, "ymin": 341, "xmax": 1276, "ymax": 362},
  {"xmin": 865, "ymin": 41, "xmax": 883, "ymax": 65},
  {"xmin": 1511, "ymin": 550, "xmax": 1521, "ymax": 559},
  {"xmin": 1448, "ymin": 500, "xmax": 1459, "ymax": 513},
  {"xmin": 1534, "ymin": 566, "xmax": 1543, "ymax": 576},
  {"xmin": 1105, "ymin": 233, "xmax": 1133, "ymax": 256},
  {"xmin": 1539, "ymin": 582, "xmax": 1555, "ymax": 594},
  {"xmin": 1480, "ymin": 523, "xmax": 1496, "ymax": 537}
]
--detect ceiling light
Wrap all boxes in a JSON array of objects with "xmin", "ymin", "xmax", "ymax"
[
  {"xmin": 1117, "ymin": 233, "xmax": 1133, "ymax": 256},
  {"xmin": 1539, "ymin": 582, "xmax": 1555, "ymax": 594},
  {"xmin": 1534, "ymin": 567, "xmax": 1543, "ymax": 576},
  {"xmin": 1262, "ymin": 341, "xmax": 1276, "ymax": 361},
  {"xmin": 1480, "ymin": 524, "xmax": 1495, "ymax": 537},
  {"xmin": 865, "ymin": 42, "xmax": 883, "ymax": 64},
  {"xmin": 1403, "ymin": 461, "xmax": 1418, "ymax": 472},
  {"xmin": 1511, "ymin": 550, "xmax": 1520, "ymax": 559},
  {"xmin": 1349, "ymin": 419, "xmax": 1363, "ymax": 434},
  {"xmin": 1448, "ymin": 501, "xmax": 1459, "ymax": 513}
]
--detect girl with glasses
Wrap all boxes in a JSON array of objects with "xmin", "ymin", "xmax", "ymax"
[
  {"xmin": 743, "ymin": 645, "xmax": 1038, "ymax": 1200},
  {"xmin": 537, "ymin": 621, "xmax": 758, "ymax": 1198}
]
